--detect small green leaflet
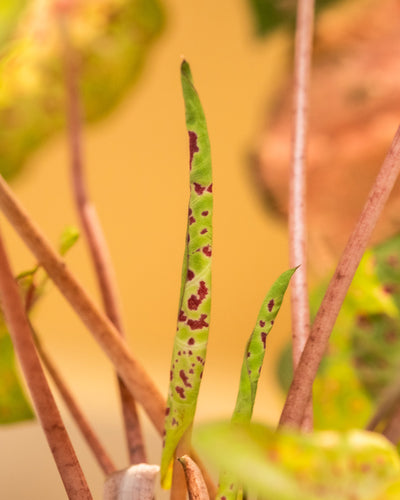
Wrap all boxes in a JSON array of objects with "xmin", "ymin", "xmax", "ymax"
[
  {"xmin": 59, "ymin": 225, "xmax": 80, "ymax": 256},
  {"xmin": 216, "ymin": 267, "xmax": 296, "ymax": 500},
  {"xmin": 161, "ymin": 60, "xmax": 212, "ymax": 489}
]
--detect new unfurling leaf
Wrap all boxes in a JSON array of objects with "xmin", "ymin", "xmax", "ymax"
[
  {"xmin": 161, "ymin": 60, "xmax": 212, "ymax": 488},
  {"xmin": 217, "ymin": 267, "xmax": 296, "ymax": 500}
]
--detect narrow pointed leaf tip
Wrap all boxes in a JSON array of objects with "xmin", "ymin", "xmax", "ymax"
[
  {"xmin": 161, "ymin": 62, "xmax": 212, "ymax": 488},
  {"xmin": 233, "ymin": 267, "xmax": 296, "ymax": 423},
  {"xmin": 216, "ymin": 268, "xmax": 296, "ymax": 499}
]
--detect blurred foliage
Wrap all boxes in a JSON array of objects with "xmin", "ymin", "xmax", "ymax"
[
  {"xmin": 247, "ymin": 0, "xmax": 344, "ymax": 36},
  {"xmin": 0, "ymin": 319, "xmax": 34, "ymax": 424},
  {"xmin": 277, "ymin": 235, "xmax": 400, "ymax": 429},
  {"xmin": 0, "ymin": 0, "xmax": 28, "ymax": 47},
  {"xmin": 0, "ymin": 0, "xmax": 165, "ymax": 180},
  {"xmin": 195, "ymin": 422, "xmax": 400, "ymax": 500}
]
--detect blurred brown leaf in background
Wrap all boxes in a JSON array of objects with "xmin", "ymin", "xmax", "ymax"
[{"xmin": 255, "ymin": 0, "xmax": 400, "ymax": 274}]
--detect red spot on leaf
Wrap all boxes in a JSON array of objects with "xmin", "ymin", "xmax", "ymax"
[
  {"xmin": 187, "ymin": 270, "xmax": 195, "ymax": 281},
  {"xmin": 188, "ymin": 337, "xmax": 195, "ymax": 345},
  {"xmin": 259, "ymin": 320, "xmax": 265, "ymax": 327},
  {"xmin": 196, "ymin": 356, "xmax": 205, "ymax": 365},
  {"xmin": 200, "ymin": 228, "xmax": 208, "ymax": 234},
  {"xmin": 188, "ymin": 282, "xmax": 208, "ymax": 310},
  {"xmin": 188, "ymin": 314, "xmax": 209, "ymax": 330},
  {"xmin": 189, "ymin": 216, "xmax": 196, "ymax": 225},
  {"xmin": 188, "ymin": 294, "xmax": 201, "ymax": 310},
  {"xmin": 247, "ymin": 352, "xmax": 251, "ymax": 358},
  {"xmin": 202, "ymin": 245, "xmax": 212, "ymax": 257},
  {"xmin": 172, "ymin": 418, "xmax": 178, "ymax": 426},
  {"xmin": 198, "ymin": 281, "xmax": 208, "ymax": 299},
  {"xmin": 165, "ymin": 407, "xmax": 170, "ymax": 416},
  {"xmin": 268, "ymin": 299, "xmax": 275, "ymax": 312},
  {"xmin": 179, "ymin": 370, "xmax": 192, "ymax": 388},
  {"xmin": 189, "ymin": 131, "xmax": 199, "ymax": 169},
  {"xmin": 175, "ymin": 386, "xmax": 186, "ymax": 399},
  {"xmin": 189, "ymin": 369, "xmax": 194, "ymax": 374},
  {"xmin": 194, "ymin": 182, "xmax": 206, "ymax": 195},
  {"xmin": 261, "ymin": 331, "xmax": 267, "ymax": 349},
  {"xmin": 179, "ymin": 310, "xmax": 187, "ymax": 321},
  {"xmin": 170, "ymin": 371, "xmax": 173, "ymax": 381},
  {"xmin": 207, "ymin": 184, "xmax": 213, "ymax": 193},
  {"xmin": 201, "ymin": 211, "xmax": 209, "ymax": 216},
  {"xmin": 188, "ymin": 350, "xmax": 193, "ymax": 355}
]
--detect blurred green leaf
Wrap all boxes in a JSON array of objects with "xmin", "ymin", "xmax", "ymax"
[
  {"xmin": 59, "ymin": 225, "xmax": 80, "ymax": 256},
  {"xmin": 217, "ymin": 268, "xmax": 295, "ymax": 499},
  {"xmin": 247, "ymin": 0, "xmax": 345, "ymax": 37},
  {"xmin": 0, "ymin": 0, "xmax": 165, "ymax": 180},
  {"xmin": 0, "ymin": 0, "xmax": 28, "ymax": 48},
  {"xmin": 276, "ymin": 240, "xmax": 400, "ymax": 430},
  {"xmin": 195, "ymin": 422, "xmax": 400, "ymax": 500},
  {"xmin": 0, "ymin": 320, "xmax": 34, "ymax": 424}
]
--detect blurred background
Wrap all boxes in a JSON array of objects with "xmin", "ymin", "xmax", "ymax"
[{"xmin": 1, "ymin": 0, "xmax": 399, "ymax": 498}]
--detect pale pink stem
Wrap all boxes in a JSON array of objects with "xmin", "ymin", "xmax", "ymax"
[
  {"xmin": 289, "ymin": 0, "xmax": 315, "ymax": 431},
  {"xmin": 0, "ymin": 227, "xmax": 92, "ymax": 499},
  {"xmin": 279, "ymin": 126, "xmax": 400, "ymax": 428}
]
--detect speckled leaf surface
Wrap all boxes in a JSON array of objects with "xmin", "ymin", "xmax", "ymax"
[
  {"xmin": 216, "ymin": 268, "xmax": 295, "ymax": 500},
  {"xmin": 0, "ymin": 0, "xmax": 164, "ymax": 179},
  {"xmin": 195, "ymin": 422, "xmax": 400, "ymax": 500},
  {"xmin": 161, "ymin": 60, "xmax": 212, "ymax": 488}
]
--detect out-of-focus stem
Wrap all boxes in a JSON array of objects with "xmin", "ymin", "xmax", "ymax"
[
  {"xmin": 34, "ymin": 334, "xmax": 117, "ymax": 475},
  {"xmin": 279, "ymin": 126, "xmax": 400, "ymax": 428},
  {"xmin": 0, "ymin": 226, "xmax": 92, "ymax": 499},
  {"xmin": 0, "ymin": 172, "xmax": 165, "ymax": 432},
  {"xmin": 57, "ymin": 12, "xmax": 146, "ymax": 465},
  {"xmin": 289, "ymin": 0, "xmax": 315, "ymax": 432}
]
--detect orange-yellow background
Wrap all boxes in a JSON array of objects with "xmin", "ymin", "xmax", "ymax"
[{"xmin": 0, "ymin": 1, "xmax": 292, "ymax": 498}]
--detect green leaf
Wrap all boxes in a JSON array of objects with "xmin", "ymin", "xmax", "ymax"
[
  {"xmin": 59, "ymin": 225, "xmax": 80, "ymax": 256},
  {"xmin": 195, "ymin": 422, "xmax": 400, "ymax": 500},
  {"xmin": 0, "ymin": 0, "xmax": 28, "ymax": 48},
  {"xmin": 217, "ymin": 268, "xmax": 296, "ymax": 500},
  {"xmin": 0, "ymin": 321, "xmax": 34, "ymax": 424},
  {"xmin": 276, "ymin": 241, "xmax": 400, "ymax": 430},
  {"xmin": 232, "ymin": 268, "xmax": 296, "ymax": 424},
  {"xmin": 0, "ymin": 0, "xmax": 165, "ymax": 180},
  {"xmin": 161, "ymin": 60, "xmax": 213, "ymax": 489}
]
